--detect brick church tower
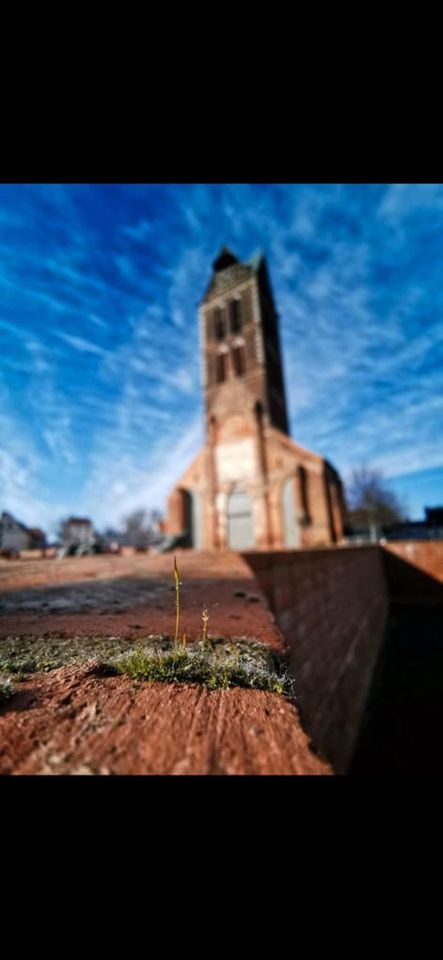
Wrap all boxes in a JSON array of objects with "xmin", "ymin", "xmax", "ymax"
[{"xmin": 167, "ymin": 247, "xmax": 345, "ymax": 550}]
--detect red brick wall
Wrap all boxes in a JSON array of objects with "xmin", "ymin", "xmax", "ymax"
[
  {"xmin": 242, "ymin": 546, "xmax": 389, "ymax": 774},
  {"xmin": 384, "ymin": 541, "xmax": 443, "ymax": 584},
  {"xmin": 167, "ymin": 488, "xmax": 187, "ymax": 535}
]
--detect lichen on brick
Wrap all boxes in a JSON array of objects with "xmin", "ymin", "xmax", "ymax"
[{"xmin": 0, "ymin": 674, "xmax": 16, "ymax": 706}]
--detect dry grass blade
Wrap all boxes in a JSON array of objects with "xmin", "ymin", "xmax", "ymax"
[
  {"xmin": 201, "ymin": 605, "xmax": 214, "ymax": 651},
  {"xmin": 173, "ymin": 555, "xmax": 180, "ymax": 649}
]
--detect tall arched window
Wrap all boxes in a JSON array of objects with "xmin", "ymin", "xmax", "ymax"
[
  {"xmin": 216, "ymin": 350, "xmax": 228, "ymax": 383},
  {"xmin": 206, "ymin": 355, "xmax": 214, "ymax": 386},
  {"xmin": 229, "ymin": 297, "xmax": 242, "ymax": 334},
  {"xmin": 232, "ymin": 343, "xmax": 246, "ymax": 376},
  {"xmin": 298, "ymin": 466, "xmax": 311, "ymax": 523},
  {"xmin": 213, "ymin": 306, "xmax": 226, "ymax": 340}
]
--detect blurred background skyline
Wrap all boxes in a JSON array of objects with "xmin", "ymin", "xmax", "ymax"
[{"xmin": 0, "ymin": 183, "xmax": 442, "ymax": 535}]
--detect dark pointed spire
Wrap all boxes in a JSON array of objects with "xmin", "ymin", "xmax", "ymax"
[{"xmin": 212, "ymin": 246, "xmax": 239, "ymax": 272}]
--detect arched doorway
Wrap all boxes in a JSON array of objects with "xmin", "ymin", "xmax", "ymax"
[
  {"xmin": 227, "ymin": 488, "xmax": 255, "ymax": 549},
  {"xmin": 282, "ymin": 476, "xmax": 300, "ymax": 547},
  {"xmin": 180, "ymin": 490, "xmax": 193, "ymax": 547}
]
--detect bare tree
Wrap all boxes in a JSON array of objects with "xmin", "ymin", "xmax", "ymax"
[
  {"xmin": 346, "ymin": 466, "xmax": 406, "ymax": 539},
  {"xmin": 122, "ymin": 510, "xmax": 149, "ymax": 547}
]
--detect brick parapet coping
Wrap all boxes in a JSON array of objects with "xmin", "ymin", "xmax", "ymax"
[
  {"xmin": 2, "ymin": 543, "xmax": 441, "ymax": 775},
  {"xmin": 0, "ymin": 550, "xmax": 330, "ymax": 775}
]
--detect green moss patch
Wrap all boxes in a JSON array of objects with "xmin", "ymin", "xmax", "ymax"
[
  {"xmin": 0, "ymin": 634, "xmax": 140, "ymax": 676},
  {"xmin": 0, "ymin": 633, "xmax": 291, "ymax": 695},
  {"xmin": 106, "ymin": 638, "xmax": 291, "ymax": 694}
]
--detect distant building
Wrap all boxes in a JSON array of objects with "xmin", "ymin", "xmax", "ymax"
[
  {"xmin": 425, "ymin": 507, "xmax": 443, "ymax": 527},
  {"xmin": 385, "ymin": 506, "xmax": 443, "ymax": 541},
  {"xmin": 167, "ymin": 247, "xmax": 345, "ymax": 549},
  {"xmin": 27, "ymin": 528, "xmax": 47, "ymax": 548},
  {"xmin": 0, "ymin": 511, "xmax": 47, "ymax": 554},
  {"xmin": 61, "ymin": 517, "xmax": 94, "ymax": 547}
]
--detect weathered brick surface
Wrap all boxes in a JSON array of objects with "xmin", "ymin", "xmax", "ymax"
[
  {"xmin": 0, "ymin": 668, "xmax": 330, "ymax": 776},
  {"xmin": 7, "ymin": 543, "xmax": 440, "ymax": 775},
  {"xmin": 384, "ymin": 541, "xmax": 443, "ymax": 585},
  {"xmin": 242, "ymin": 546, "xmax": 389, "ymax": 773}
]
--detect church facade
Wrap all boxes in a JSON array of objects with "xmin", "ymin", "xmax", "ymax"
[{"xmin": 167, "ymin": 247, "xmax": 346, "ymax": 550}]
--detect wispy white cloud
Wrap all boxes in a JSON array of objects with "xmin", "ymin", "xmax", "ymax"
[
  {"xmin": 89, "ymin": 313, "xmax": 109, "ymax": 330},
  {"xmin": 54, "ymin": 331, "xmax": 109, "ymax": 357}
]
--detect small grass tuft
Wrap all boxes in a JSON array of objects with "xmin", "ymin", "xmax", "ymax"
[{"xmin": 107, "ymin": 637, "xmax": 291, "ymax": 695}]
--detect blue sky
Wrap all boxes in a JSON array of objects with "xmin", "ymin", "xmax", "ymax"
[{"xmin": 0, "ymin": 183, "xmax": 442, "ymax": 535}]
